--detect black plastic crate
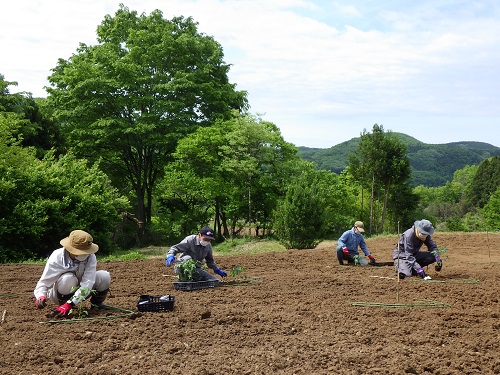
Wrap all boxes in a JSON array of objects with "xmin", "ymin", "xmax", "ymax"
[
  {"xmin": 173, "ymin": 280, "xmax": 220, "ymax": 291},
  {"xmin": 137, "ymin": 294, "xmax": 175, "ymax": 312}
]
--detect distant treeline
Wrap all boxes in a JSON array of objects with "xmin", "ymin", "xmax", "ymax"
[{"xmin": 298, "ymin": 133, "xmax": 500, "ymax": 187}]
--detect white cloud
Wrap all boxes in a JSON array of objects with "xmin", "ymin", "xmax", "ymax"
[{"xmin": 1, "ymin": 0, "xmax": 499, "ymax": 148}]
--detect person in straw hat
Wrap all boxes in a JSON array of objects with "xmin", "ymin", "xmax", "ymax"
[
  {"xmin": 336, "ymin": 221, "xmax": 377, "ymax": 265},
  {"xmin": 392, "ymin": 219, "xmax": 443, "ymax": 280},
  {"xmin": 33, "ymin": 230, "xmax": 111, "ymax": 317}
]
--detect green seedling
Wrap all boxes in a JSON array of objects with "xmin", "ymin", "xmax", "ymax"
[
  {"xmin": 353, "ymin": 255, "xmax": 361, "ymax": 265},
  {"xmin": 174, "ymin": 259, "xmax": 199, "ymax": 281},
  {"xmin": 66, "ymin": 287, "xmax": 97, "ymax": 317},
  {"xmin": 230, "ymin": 266, "xmax": 246, "ymax": 278},
  {"xmin": 69, "ymin": 303, "xmax": 89, "ymax": 319}
]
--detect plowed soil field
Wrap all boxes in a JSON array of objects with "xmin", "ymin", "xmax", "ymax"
[{"xmin": 1, "ymin": 232, "xmax": 499, "ymax": 374}]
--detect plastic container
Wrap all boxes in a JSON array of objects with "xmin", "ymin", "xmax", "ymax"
[
  {"xmin": 136, "ymin": 294, "xmax": 175, "ymax": 312},
  {"xmin": 172, "ymin": 280, "xmax": 220, "ymax": 291}
]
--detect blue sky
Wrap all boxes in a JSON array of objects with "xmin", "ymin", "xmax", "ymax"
[{"xmin": 1, "ymin": 0, "xmax": 499, "ymax": 148}]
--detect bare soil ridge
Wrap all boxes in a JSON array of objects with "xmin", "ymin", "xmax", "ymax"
[{"xmin": 1, "ymin": 232, "xmax": 499, "ymax": 374}]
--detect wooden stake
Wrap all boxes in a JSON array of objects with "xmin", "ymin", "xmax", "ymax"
[{"xmin": 1, "ymin": 309, "xmax": 6, "ymax": 324}]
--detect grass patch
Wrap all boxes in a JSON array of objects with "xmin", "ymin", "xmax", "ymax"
[
  {"xmin": 213, "ymin": 238, "xmax": 286, "ymax": 255},
  {"xmin": 99, "ymin": 251, "xmax": 147, "ymax": 262},
  {"xmin": 10, "ymin": 239, "xmax": 288, "ymax": 265},
  {"xmin": 18, "ymin": 258, "xmax": 47, "ymax": 265}
]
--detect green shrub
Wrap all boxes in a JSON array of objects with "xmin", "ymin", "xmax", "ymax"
[{"xmin": 0, "ymin": 146, "xmax": 129, "ymax": 261}]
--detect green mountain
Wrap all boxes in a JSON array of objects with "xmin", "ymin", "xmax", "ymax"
[{"xmin": 298, "ymin": 133, "xmax": 500, "ymax": 187}]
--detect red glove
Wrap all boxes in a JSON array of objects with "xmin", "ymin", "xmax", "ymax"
[
  {"xmin": 343, "ymin": 247, "xmax": 349, "ymax": 255},
  {"xmin": 368, "ymin": 254, "xmax": 376, "ymax": 264},
  {"xmin": 52, "ymin": 302, "xmax": 73, "ymax": 317},
  {"xmin": 35, "ymin": 296, "xmax": 47, "ymax": 309}
]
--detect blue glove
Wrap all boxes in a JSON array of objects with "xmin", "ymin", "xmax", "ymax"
[
  {"xmin": 214, "ymin": 268, "xmax": 227, "ymax": 277},
  {"xmin": 166, "ymin": 255, "xmax": 175, "ymax": 266},
  {"xmin": 416, "ymin": 268, "xmax": 426, "ymax": 278}
]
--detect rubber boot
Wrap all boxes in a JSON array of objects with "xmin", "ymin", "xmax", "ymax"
[{"xmin": 90, "ymin": 289, "xmax": 109, "ymax": 309}]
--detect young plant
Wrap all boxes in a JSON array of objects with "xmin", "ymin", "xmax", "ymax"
[
  {"xmin": 69, "ymin": 303, "xmax": 89, "ymax": 319},
  {"xmin": 174, "ymin": 259, "xmax": 198, "ymax": 281},
  {"xmin": 67, "ymin": 287, "xmax": 96, "ymax": 317},
  {"xmin": 230, "ymin": 266, "xmax": 246, "ymax": 278},
  {"xmin": 353, "ymin": 255, "xmax": 361, "ymax": 265}
]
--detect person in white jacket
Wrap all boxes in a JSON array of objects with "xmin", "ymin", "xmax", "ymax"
[{"xmin": 33, "ymin": 230, "xmax": 111, "ymax": 317}]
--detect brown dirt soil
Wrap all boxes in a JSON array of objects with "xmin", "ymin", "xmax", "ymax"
[{"xmin": 1, "ymin": 232, "xmax": 499, "ymax": 375}]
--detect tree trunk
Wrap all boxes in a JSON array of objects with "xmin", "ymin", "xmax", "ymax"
[
  {"xmin": 369, "ymin": 172, "xmax": 375, "ymax": 234},
  {"xmin": 381, "ymin": 180, "xmax": 391, "ymax": 232}
]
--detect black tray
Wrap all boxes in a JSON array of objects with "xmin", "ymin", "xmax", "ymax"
[
  {"xmin": 137, "ymin": 295, "xmax": 175, "ymax": 312},
  {"xmin": 173, "ymin": 280, "xmax": 220, "ymax": 291}
]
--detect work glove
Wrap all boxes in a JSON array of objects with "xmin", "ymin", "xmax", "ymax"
[
  {"xmin": 214, "ymin": 268, "xmax": 227, "ymax": 277},
  {"xmin": 35, "ymin": 296, "xmax": 47, "ymax": 309},
  {"xmin": 435, "ymin": 259, "xmax": 443, "ymax": 272},
  {"xmin": 416, "ymin": 268, "xmax": 426, "ymax": 278},
  {"xmin": 51, "ymin": 302, "xmax": 73, "ymax": 318},
  {"xmin": 166, "ymin": 255, "xmax": 175, "ymax": 266},
  {"xmin": 342, "ymin": 247, "xmax": 353, "ymax": 260},
  {"xmin": 368, "ymin": 254, "xmax": 376, "ymax": 265}
]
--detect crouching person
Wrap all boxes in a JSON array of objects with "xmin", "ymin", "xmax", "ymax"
[
  {"xmin": 33, "ymin": 230, "xmax": 111, "ymax": 317},
  {"xmin": 393, "ymin": 219, "xmax": 443, "ymax": 280},
  {"xmin": 336, "ymin": 221, "xmax": 376, "ymax": 265},
  {"xmin": 165, "ymin": 226, "xmax": 227, "ymax": 281}
]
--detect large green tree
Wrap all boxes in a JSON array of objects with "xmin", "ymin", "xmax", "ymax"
[
  {"xmin": 0, "ymin": 74, "xmax": 61, "ymax": 157},
  {"xmin": 46, "ymin": 5, "xmax": 248, "ymax": 241},
  {"xmin": 274, "ymin": 164, "xmax": 357, "ymax": 249},
  {"xmin": 348, "ymin": 124, "xmax": 412, "ymax": 233},
  {"xmin": 468, "ymin": 156, "xmax": 500, "ymax": 208},
  {"xmin": 482, "ymin": 186, "xmax": 500, "ymax": 231},
  {"xmin": 157, "ymin": 113, "xmax": 299, "ymax": 240}
]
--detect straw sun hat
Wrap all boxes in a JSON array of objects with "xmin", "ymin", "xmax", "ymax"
[{"xmin": 60, "ymin": 230, "xmax": 99, "ymax": 255}]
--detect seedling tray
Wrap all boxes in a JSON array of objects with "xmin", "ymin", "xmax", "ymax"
[
  {"xmin": 173, "ymin": 280, "xmax": 220, "ymax": 291},
  {"xmin": 369, "ymin": 261, "xmax": 395, "ymax": 267},
  {"xmin": 137, "ymin": 295, "xmax": 175, "ymax": 312}
]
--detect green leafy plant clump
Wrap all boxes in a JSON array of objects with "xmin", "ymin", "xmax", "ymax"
[
  {"xmin": 69, "ymin": 303, "xmax": 90, "ymax": 319},
  {"xmin": 174, "ymin": 259, "xmax": 198, "ymax": 282},
  {"xmin": 230, "ymin": 266, "xmax": 246, "ymax": 277}
]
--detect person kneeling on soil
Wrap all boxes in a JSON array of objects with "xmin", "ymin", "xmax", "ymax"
[
  {"xmin": 165, "ymin": 226, "xmax": 227, "ymax": 281},
  {"xmin": 33, "ymin": 230, "xmax": 111, "ymax": 317},
  {"xmin": 393, "ymin": 219, "xmax": 443, "ymax": 280},
  {"xmin": 336, "ymin": 221, "xmax": 377, "ymax": 266}
]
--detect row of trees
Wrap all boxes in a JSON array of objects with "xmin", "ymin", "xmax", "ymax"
[
  {"xmin": 415, "ymin": 156, "xmax": 500, "ymax": 232},
  {"xmin": 1, "ymin": 5, "xmax": 498, "ymax": 262}
]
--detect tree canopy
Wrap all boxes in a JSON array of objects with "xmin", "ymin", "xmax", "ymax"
[
  {"xmin": 348, "ymin": 124, "xmax": 413, "ymax": 234},
  {"xmin": 46, "ymin": 5, "xmax": 248, "ymax": 241},
  {"xmin": 157, "ymin": 113, "xmax": 299, "ymax": 240}
]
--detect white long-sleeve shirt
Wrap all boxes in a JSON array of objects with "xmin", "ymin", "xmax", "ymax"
[{"xmin": 33, "ymin": 247, "xmax": 97, "ymax": 305}]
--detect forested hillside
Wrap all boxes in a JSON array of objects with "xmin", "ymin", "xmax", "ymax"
[{"xmin": 298, "ymin": 133, "xmax": 500, "ymax": 186}]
